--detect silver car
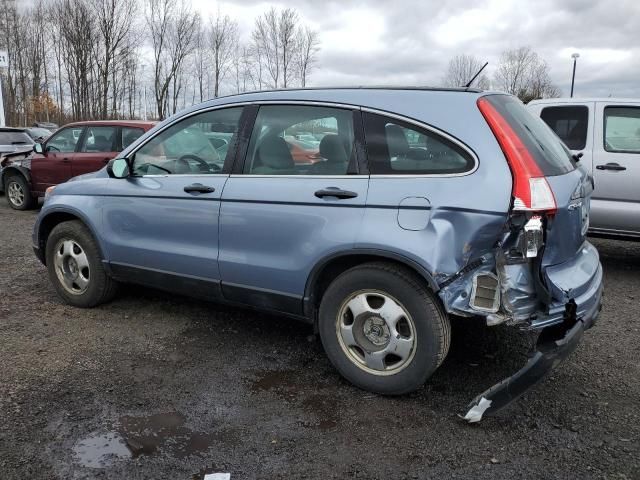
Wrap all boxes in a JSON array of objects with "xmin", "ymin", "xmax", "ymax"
[{"xmin": 529, "ymin": 98, "xmax": 640, "ymax": 238}]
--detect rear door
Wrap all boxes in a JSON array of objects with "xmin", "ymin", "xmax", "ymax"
[
  {"xmin": 30, "ymin": 125, "xmax": 84, "ymax": 193},
  {"xmin": 218, "ymin": 103, "xmax": 368, "ymax": 315},
  {"xmin": 590, "ymin": 103, "xmax": 640, "ymax": 234},
  {"xmin": 100, "ymin": 106, "xmax": 245, "ymax": 297},
  {"xmin": 74, "ymin": 125, "xmax": 118, "ymax": 177}
]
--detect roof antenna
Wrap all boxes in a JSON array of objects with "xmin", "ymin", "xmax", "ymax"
[{"xmin": 464, "ymin": 62, "xmax": 489, "ymax": 88}]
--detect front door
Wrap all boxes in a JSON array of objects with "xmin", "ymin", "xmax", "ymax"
[
  {"xmin": 218, "ymin": 104, "xmax": 368, "ymax": 315},
  {"xmin": 30, "ymin": 126, "xmax": 84, "ymax": 193},
  {"xmin": 100, "ymin": 106, "xmax": 246, "ymax": 297},
  {"xmin": 591, "ymin": 103, "xmax": 640, "ymax": 234},
  {"xmin": 74, "ymin": 125, "xmax": 119, "ymax": 176}
]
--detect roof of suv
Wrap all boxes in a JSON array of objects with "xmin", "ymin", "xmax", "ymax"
[{"xmin": 529, "ymin": 97, "xmax": 640, "ymax": 105}]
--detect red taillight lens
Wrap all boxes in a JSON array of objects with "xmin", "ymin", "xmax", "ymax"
[{"xmin": 477, "ymin": 97, "xmax": 556, "ymax": 213}]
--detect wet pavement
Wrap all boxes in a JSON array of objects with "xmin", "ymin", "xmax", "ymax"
[{"xmin": 0, "ymin": 201, "xmax": 639, "ymax": 479}]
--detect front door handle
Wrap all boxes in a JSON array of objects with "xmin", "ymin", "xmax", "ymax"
[
  {"xmin": 184, "ymin": 183, "xmax": 215, "ymax": 194},
  {"xmin": 62, "ymin": 157, "xmax": 70, "ymax": 163},
  {"xmin": 315, "ymin": 187, "xmax": 358, "ymax": 199},
  {"xmin": 596, "ymin": 163, "xmax": 626, "ymax": 171}
]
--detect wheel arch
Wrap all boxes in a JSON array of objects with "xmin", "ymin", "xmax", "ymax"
[
  {"xmin": 1, "ymin": 165, "xmax": 32, "ymax": 188},
  {"xmin": 303, "ymin": 249, "xmax": 439, "ymax": 321},
  {"xmin": 37, "ymin": 208, "xmax": 107, "ymax": 267}
]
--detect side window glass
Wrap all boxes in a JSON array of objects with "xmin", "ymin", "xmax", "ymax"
[
  {"xmin": 362, "ymin": 112, "xmax": 474, "ymax": 175},
  {"xmin": 121, "ymin": 127, "xmax": 145, "ymax": 150},
  {"xmin": 132, "ymin": 107, "xmax": 243, "ymax": 175},
  {"xmin": 540, "ymin": 106, "xmax": 588, "ymax": 150},
  {"xmin": 604, "ymin": 107, "xmax": 640, "ymax": 153},
  {"xmin": 245, "ymin": 105, "xmax": 355, "ymax": 176},
  {"xmin": 46, "ymin": 127, "xmax": 84, "ymax": 153},
  {"xmin": 81, "ymin": 126, "xmax": 116, "ymax": 153}
]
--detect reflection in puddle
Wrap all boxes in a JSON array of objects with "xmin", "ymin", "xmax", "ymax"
[
  {"xmin": 73, "ymin": 432, "xmax": 131, "ymax": 468},
  {"xmin": 73, "ymin": 412, "xmax": 215, "ymax": 468}
]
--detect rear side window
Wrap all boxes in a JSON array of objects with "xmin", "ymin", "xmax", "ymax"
[
  {"xmin": 604, "ymin": 106, "xmax": 640, "ymax": 153},
  {"xmin": 540, "ymin": 106, "xmax": 588, "ymax": 150},
  {"xmin": 0, "ymin": 131, "xmax": 32, "ymax": 145},
  {"xmin": 484, "ymin": 95, "xmax": 575, "ymax": 176},
  {"xmin": 81, "ymin": 126, "xmax": 117, "ymax": 153},
  {"xmin": 362, "ymin": 112, "xmax": 474, "ymax": 175},
  {"xmin": 121, "ymin": 127, "xmax": 145, "ymax": 150}
]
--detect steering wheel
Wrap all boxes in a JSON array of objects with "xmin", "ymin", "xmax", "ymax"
[
  {"xmin": 47, "ymin": 145, "xmax": 60, "ymax": 152},
  {"xmin": 176, "ymin": 154, "xmax": 221, "ymax": 173}
]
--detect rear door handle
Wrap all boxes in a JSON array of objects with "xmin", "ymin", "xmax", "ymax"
[
  {"xmin": 596, "ymin": 163, "xmax": 626, "ymax": 171},
  {"xmin": 184, "ymin": 183, "xmax": 215, "ymax": 194},
  {"xmin": 315, "ymin": 187, "xmax": 358, "ymax": 199}
]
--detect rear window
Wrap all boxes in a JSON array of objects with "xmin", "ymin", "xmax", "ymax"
[
  {"xmin": 0, "ymin": 131, "xmax": 33, "ymax": 145},
  {"xmin": 484, "ymin": 95, "xmax": 575, "ymax": 176},
  {"xmin": 540, "ymin": 105, "xmax": 588, "ymax": 150}
]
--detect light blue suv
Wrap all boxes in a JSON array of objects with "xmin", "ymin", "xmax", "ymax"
[{"xmin": 33, "ymin": 88, "xmax": 603, "ymax": 420}]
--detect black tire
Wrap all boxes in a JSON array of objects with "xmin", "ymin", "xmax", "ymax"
[
  {"xmin": 45, "ymin": 220, "xmax": 118, "ymax": 308},
  {"xmin": 4, "ymin": 174, "xmax": 35, "ymax": 210},
  {"xmin": 318, "ymin": 262, "xmax": 451, "ymax": 395}
]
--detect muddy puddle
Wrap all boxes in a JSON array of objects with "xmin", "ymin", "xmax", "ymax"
[{"xmin": 73, "ymin": 411, "xmax": 215, "ymax": 468}]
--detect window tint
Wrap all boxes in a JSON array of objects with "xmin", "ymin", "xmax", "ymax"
[
  {"xmin": 604, "ymin": 107, "xmax": 640, "ymax": 153},
  {"xmin": 483, "ymin": 95, "xmax": 575, "ymax": 176},
  {"xmin": 132, "ymin": 107, "xmax": 243, "ymax": 175},
  {"xmin": 46, "ymin": 127, "xmax": 84, "ymax": 153},
  {"xmin": 81, "ymin": 126, "xmax": 116, "ymax": 153},
  {"xmin": 363, "ymin": 112, "xmax": 474, "ymax": 175},
  {"xmin": 245, "ymin": 105, "xmax": 355, "ymax": 176},
  {"xmin": 0, "ymin": 131, "xmax": 32, "ymax": 145},
  {"xmin": 121, "ymin": 127, "xmax": 145, "ymax": 150},
  {"xmin": 540, "ymin": 106, "xmax": 588, "ymax": 150}
]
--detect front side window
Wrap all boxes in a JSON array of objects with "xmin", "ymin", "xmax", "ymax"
[
  {"xmin": 540, "ymin": 106, "xmax": 589, "ymax": 150},
  {"xmin": 604, "ymin": 106, "xmax": 640, "ymax": 153},
  {"xmin": 46, "ymin": 127, "xmax": 84, "ymax": 153},
  {"xmin": 132, "ymin": 107, "xmax": 243, "ymax": 175},
  {"xmin": 81, "ymin": 126, "xmax": 116, "ymax": 153},
  {"xmin": 363, "ymin": 112, "xmax": 474, "ymax": 175},
  {"xmin": 245, "ymin": 105, "xmax": 355, "ymax": 175}
]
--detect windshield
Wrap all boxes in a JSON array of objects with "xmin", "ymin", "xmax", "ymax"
[{"xmin": 483, "ymin": 95, "xmax": 576, "ymax": 176}]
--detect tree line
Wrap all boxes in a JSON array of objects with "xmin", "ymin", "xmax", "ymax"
[
  {"xmin": 0, "ymin": 0, "xmax": 320, "ymax": 125},
  {"xmin": 442, "ymin": 48, "xmax": 561, "ymax": 101}
]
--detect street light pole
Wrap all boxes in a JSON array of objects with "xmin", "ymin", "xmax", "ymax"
[{"xmin": 570, "ymin": 53, "xmax": 580, "ymax": 98}]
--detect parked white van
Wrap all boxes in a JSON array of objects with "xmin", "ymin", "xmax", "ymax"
[{"xmin": 528, "ymin": 98, "xmax": 640, "ymax": 238}]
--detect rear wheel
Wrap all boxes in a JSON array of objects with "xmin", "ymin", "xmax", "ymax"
[
  {"xmin": 318, "ymin": 262, "xmax": 450, "ymax": 395},
  {"xmin": 5, "ymin": 175, "xmax": 35, "ymax": 210},
  {"xmin": 45, "ymin": 220, "xmax": 118, "ymax": 307}
]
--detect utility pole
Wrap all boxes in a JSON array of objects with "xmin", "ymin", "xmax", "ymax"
[
  {"xmin": 570, "ymin": 53, "xmax": 579, "ymax": 98},
  {"xmin": 0, "ymin": 50, "xmax": 7, "ymax": 126}
]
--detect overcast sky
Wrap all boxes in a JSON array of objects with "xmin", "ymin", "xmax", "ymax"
[{"xmin": 193, "ymin": 0, "xmax": 639, "ymax": 98}]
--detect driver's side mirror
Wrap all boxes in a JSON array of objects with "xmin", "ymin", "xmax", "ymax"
[
  {"xmin": 107, "ymin": 158, "xmax": 130, "ymax": 179},
  {"xmin": 33, "ymin": 143, "xmax": 44, "ymax": 154}
]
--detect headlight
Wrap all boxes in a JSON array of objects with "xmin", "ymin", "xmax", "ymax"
[{"xmin": 44, "ymin": 185, "xmax": 56, "ymax": 200}]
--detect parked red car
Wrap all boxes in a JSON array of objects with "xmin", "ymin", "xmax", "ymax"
[{"xmin": 1, "ymin": 120, "xmax": 155, "ymax": 210}]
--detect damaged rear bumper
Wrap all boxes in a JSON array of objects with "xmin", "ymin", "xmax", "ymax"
[{"xmin": 463, "ymin": 271, "xmax": 603, "ymax": 423}]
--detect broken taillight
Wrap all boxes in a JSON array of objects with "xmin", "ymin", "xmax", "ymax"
[{"xmin": 477, "ymin": 97, "xmax": 557, "ymax": 214}]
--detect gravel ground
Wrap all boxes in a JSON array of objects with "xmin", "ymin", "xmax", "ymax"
[{"xmin": 0, "ymin": 199, "xmax": 639, "ymax": 480}]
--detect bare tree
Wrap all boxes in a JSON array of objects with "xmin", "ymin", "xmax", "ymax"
[
  {"xmin": 252, "ymin": 8, "xmax": 280, "ymax": 89},
  {"xmin": 295, "ymin": 26, "xmax": 319, "ymax": 88},
  {"xmin": 442, "ymin": 54, "xmax": 490, "ymax": 89},
  {"xmin": 494, "ymin": 46, "xmax": 560, "ymax": 102},
  {"xmin": 208, "ymin": 11, "xmax": 238, "ymax": 98},
  {"xmin": 90, "ymin": 0, "xmax": 137, "ymax": 118},
  {"xmin": 278, "ymin": 8, "xmax": 297, "ymax": 88},
  {"xmin": 146, "ymin": 0, "xmax": 199, "ymax": 119}
]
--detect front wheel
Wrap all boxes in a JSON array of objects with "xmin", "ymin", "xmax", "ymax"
[
  {"xmin": 45, "ymin": 220, "xmax": 118, "ymax": 307},
  {"xmin": 318, "ymin": 262, "xmax": 450, "ymax": 395},
  {"xmin": 5, "ymin": 175, "xmax": 35, "ymax": 210}
]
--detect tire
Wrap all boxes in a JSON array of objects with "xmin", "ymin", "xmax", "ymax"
[
  {"xmin": 5, "ymin": 174, "xmax": 35, "ymax": 210},
  {"xmin": 318, "ymin": 262, "xmax": 451, "ymax": 395},
  {"xmin": 45, "ymin": 220, "xmax": 118, "ymax": 308}
]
